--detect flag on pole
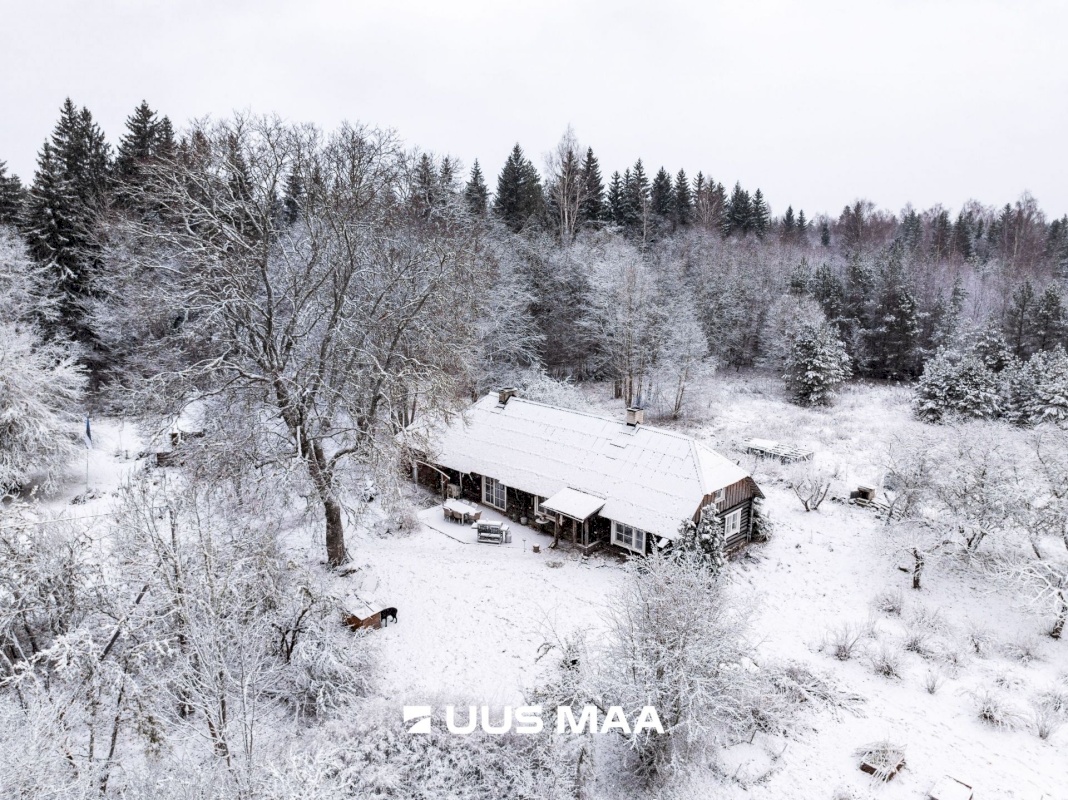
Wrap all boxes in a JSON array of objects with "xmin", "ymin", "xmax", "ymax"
[{"xmin": 85, "ymin": 415, "xmax": 93, "ymax": 449}]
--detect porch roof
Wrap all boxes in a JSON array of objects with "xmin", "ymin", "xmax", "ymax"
[{"xmin": 540, "ymin": 487, "xmax": 606, "ymax": 521}]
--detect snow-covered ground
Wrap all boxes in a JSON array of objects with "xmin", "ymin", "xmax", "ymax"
[{"xmin": 17, "ymin": 376, "xmax": 1067, "ymax": 798}]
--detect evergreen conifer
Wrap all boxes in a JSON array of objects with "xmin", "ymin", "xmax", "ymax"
[{"xmin": 464, "ymin": 159, "xmax": 489, "ymax": 215}]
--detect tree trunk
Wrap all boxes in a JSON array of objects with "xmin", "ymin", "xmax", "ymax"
[
  {"xmin": 912, "ymin": 548, "xmax": 924, "ymax": 590},
  {"xmin": 275, "ymin": 380, "xmax": 348, "ymax": 567},
  {"xmin": 1052, "ymin": 589, "xmax": 1067, "ymax": 640},
  {"xmin": 325, "ymin": 497, "xmax": 346, "ymax": 567}
]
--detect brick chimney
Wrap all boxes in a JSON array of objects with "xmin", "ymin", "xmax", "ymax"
[
  {"xmin": 498, "ymin": 387, "xmax": 518, "ymax": 406},
  {"xmin": 626, "ymin": 406, "xmax": 644, "ymax": 426}
]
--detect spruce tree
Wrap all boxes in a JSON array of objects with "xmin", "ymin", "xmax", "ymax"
[
  {"xmin": 796, "ymin": 209, "xmax": 808, "ymax": 240},
  {"xmin": 671, "ymin": 168, "xmax": 692, "ymax": 228},
  {"xmin": 115, "ymin": 100, "xmax": 161, "ymax": 185},
  {"xmin": 24, "ymin": 141, "xmax": 88, "ymax": 336},
  {"xmin": 155, "ymin": 116, "xmax": 176, "ymax": 160},
  {"xmin": 438, "ymin": 155, "xmax": 457, "ymax": 195},
  {"xmin": 493, "ymin": 144, "xmax": 544, "ymax": 232},
  {"xmin": 625, "ymin": 160, "xmax": 650, "ymax": 233},
  {"xmin": 1033, "ymin": 284, "xmax": 1065, "ymax": 352},
  {"xmin": 785, "ymin": 321, "xmax": 851, "ymax": 406},
  {"xmin": 953, "ymin": 210, "xmax": 974, "ymax": 260},
  {"xmin": 900, "ymin": 208, "xmax": 923, "ymax": 251},
  {"xmin": 750, "ymin": 189, "xmax": 770, "ymax": 238},
  {"xmin": 914, "ymin": 349, "xmax": 1000, "ymax": 423},
  {"xmin": 463, "ymin": 159, "xmax": 489, "ymax": 215},
  {"xmin": 1005, "ymin": 279, "xmax": 1036, "ymax": 358},
  {"xmin": 578, "ymin": 147, "xmax": 604, "ymax": 225},
  {"xmin": 281, "ymin": 168, "xmax": 303, "ymax": 226},
  {"xmin": 820, "ymin": 221, "xmax": 831, "ymax": 247},
  {"xmin": 723, "ymin": 182, "xmax": 751, "ymax": 237},
  {"xmin": 0, "ymin": 160, "xmax": 24, "ymax": 225},
  {"xmin": 650, "ymin": 167, "xmax": 674, "ymax": 219},
  {"xmin": 606, "ymin": 170, "xmax": 626, "ymax": 226},
  {"xmin": 781, "ymin": 205, "xmax": 796, "ymax": 241},
  {"xmin": 413, "ymin": 152, "xmax": 437, "ymax": 214},
  {"xmin": 810, "ymin": 262, "xmax": 844, "ymax": 323},
  {"xmin": 974, "ymin": 322, "xmax": 1012, "ymax": 373}
]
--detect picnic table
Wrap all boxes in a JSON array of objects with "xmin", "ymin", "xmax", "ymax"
[
  {"xmin": 443, "ymin": 499, "xmax": 481, "ymax": 524},
  {"xmin": 472, "ymin": 520, "xmax": 511, "ymax": 544}
]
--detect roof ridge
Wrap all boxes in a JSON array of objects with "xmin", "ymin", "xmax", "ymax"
[{"xmin": 483, "ymin": 393, "xmax": 704, "ymax": 444}]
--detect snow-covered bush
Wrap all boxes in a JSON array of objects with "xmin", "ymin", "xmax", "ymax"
[
  {"xmin": 923, "ymin": 667, "xmax": 945, "ymax": 695},
  {"xmin": 1003, "ymin": 634, "xmax": 1045, "ymax": 664},
  {"xmin": 914, "ymin": 348, "xmax": 1000, "ymax": 423},
  {"xmin": 964, "ymin": 623, "xmax": 998, "ymax": 656},
  {"xmin": 750, "ymin": 496, "xmax": 774, "ymax": 542},
  {"xmin": 1028, "ymin": 698, "xmax": 1064, "ymax": 741},
  {"xmin": 1003, "ymin": 348, "xmax": 1068, "ymax": 426},
  {"xmin": 825, "ymin": 623, "xmax": 862, "ymax": 661},
  {"xmin": 322, "ymin": 698, "xmax": 577, "ymax": 800},
  {"xmin": 675, "ymin": 503, "xmax": 726, "ymax": 575},
  {"xmin": 784, "ymin": 320, "xmax": 851, "ymax": 407},
  {"xmin": 969, "ymin": 687, "xmax": 1020, "ymax": 728},
  {"xmin": 872, "ymin": 588, "xmax": 904, "ymax": 616},
  {"xmin": 902, "ymin": 628, "xmax": 934, "ymax": 658},
  {"xmin": 868, "ymin": 643, "xmax": 903, "ymax": 679},
  {"xmin": 592, "ymin": 549, "xmax": 759, "ymax": 781},
  {"xmin": 0, "ymin": 231, "xmax": 84, "ymax": 493}
]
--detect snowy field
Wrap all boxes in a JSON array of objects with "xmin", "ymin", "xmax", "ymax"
[{"xmin": 21, "ymin": 373, "xmax": 1067, "ymax": 799}]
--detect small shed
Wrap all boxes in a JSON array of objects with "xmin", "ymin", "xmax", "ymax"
[{"xmin": 342, "ymin": 594, "xmax": 382, "ymax": 631}]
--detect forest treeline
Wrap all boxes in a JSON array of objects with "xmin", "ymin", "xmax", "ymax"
[{"xmin": 3, "ymin": 102, "xmax": 1067, "ymax": 401}]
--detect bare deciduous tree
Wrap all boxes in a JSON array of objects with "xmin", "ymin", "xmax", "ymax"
[{"xmin": 111, "ymin": 117, "xmax": 484, "ymax": 565}]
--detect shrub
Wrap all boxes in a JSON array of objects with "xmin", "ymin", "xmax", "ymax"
[
  {"xmin": 869, "ymin": 643, "xmax": 903, "ymax": 679},
  {"xmin": 1003, "ymin": 634, "xmax": 1045, "ymax": 665},
  {"xmin": 969, "ymin": 687, "xmax": 1020, "ymax": 729},
  {"xmin": 872, "ymin": 588, "xmax": 904, "ymax": 617},
  {"xmin": 826, "ymin": 624, "xmax": 862, "ymax": 661},
  {"xmin": 907, "ymin": 604, "xmax": 948, "ymax": 634},
  {"xmin": 903, "ymin": 628, "xmax": 934, "ymax": 658},
  {"xmin": 923, "ymin": 668, "xmax": 945, "ymax": 695},
  {"xmin": 1029, "ymin": 699, "xmax": 1064, "ymax": 741},
  {"xmin": 965, "ymin": 623, "xmax": 997, "ymax": 656},
  {"xmin": 914, "ymin": 349, "xmax": 1000, "ymax": 423}
]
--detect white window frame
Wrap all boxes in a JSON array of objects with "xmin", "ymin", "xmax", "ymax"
[
  {"xmin": 612, "ymin": 520, "xmax": 647, "ymax": 553},
  {"xmin": 714, "ymin": 488, "xmax": 726, "ymax": 506},
  {"xmin": 534, "ymin": 496, "xmax": 545, "ymax": 517},
  {"xmin": 724, "ymin": 509, "xmax": 742, "ymax": 540},
  {"xmin": 482, "ymin": 476, "xmax": 507, "ymax": 511}
]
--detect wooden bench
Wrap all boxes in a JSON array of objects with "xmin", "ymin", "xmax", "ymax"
[{"xmin": 474, "ymin": 521, "xmax": 510, "ymax": 544}]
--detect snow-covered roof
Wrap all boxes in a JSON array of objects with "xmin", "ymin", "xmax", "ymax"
[
  {"xmin": 541, "ymin": 487, "xmax": 606, "ymax": 520},
  {"xmin": 418, "ymin": 394, "xmax": 755, "ymax": 540}
]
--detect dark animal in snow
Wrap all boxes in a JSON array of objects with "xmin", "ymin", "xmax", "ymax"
[{"xmin": 381, "ymin": 607, "xmax": 398, "ymax": 626}]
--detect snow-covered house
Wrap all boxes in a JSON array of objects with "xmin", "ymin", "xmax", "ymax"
[{"xmin": 411, "ymin": 389, "xmax": 763, "ymax": 555}]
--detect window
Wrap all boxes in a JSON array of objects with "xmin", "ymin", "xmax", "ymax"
[
  {"xmin": 724, "ymin": 509, "xmax": 742, "ymax": 541},
  {"xmin": 483, "ymin": 476, "xmax": 507, "ymax": 510},
  {"xmin": 534, "ymin": 496, "xmax": 545, "ymax": 517},
  {"xmin": 612, "ymin": 520, "xmax": 646, "ymax": 553},
  {"xmin": 714, "ymin": 488, "xmax": 725, "ymax": 506}
]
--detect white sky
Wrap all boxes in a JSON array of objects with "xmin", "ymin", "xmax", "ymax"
[{"xmin": 1, "ymin": 0, "xmax": 1066, "ymax": 218}]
